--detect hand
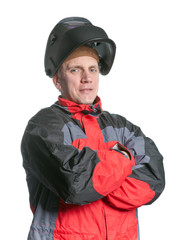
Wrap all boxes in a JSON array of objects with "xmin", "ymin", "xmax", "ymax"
[
  {"xmin": 112, "ymin": 143, "xmax": 131, "ymax": 159},
  {"xmin": 120, "ymin": 151, "xmax": 130, "ymax": 159}
]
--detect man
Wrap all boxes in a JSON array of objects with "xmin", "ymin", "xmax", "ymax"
[{"xmin": 21, "ymin": 17, "xmax": 165, "ymax": 240}]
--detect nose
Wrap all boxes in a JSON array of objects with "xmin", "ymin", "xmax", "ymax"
[{"xmin": 81, "ymin": 70, "xmax": 92, "ymax": 83}]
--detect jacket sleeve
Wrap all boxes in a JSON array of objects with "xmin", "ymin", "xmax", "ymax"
[
  {"xmin": 104, "ymin": 116, "xmax": 165, "ymax": 210},
  {"xmin": 21, "ymin": 110, "xmax": 132, "ymax": 205}
]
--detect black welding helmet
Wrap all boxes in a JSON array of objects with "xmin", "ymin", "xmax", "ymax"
[{"xmin": 44, "ymin": 17, "xmax": 116, "ymax": 78}]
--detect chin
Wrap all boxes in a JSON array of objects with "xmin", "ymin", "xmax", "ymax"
[{"xmin": 75, "ymin": 95, "xmax": 96, "ymax": 105}]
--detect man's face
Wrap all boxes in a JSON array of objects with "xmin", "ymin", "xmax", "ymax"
[{"xmin": 53, "ymin": 56, "xmax": 99, "ymax": 105}]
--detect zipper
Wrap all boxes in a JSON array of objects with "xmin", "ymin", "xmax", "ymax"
[{"xmin": 103, "ymin": 207, "xmax": 108, "ymax": 240}]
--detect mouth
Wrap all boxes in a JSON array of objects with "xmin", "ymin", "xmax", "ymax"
[{"xmin": 79, "ymin": 88, "xmax": 93, "ymax": 93}]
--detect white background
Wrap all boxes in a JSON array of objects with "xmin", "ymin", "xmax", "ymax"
[{"xmin": 1, "ymin": 0, "xmax": 173, "ymax": 239}]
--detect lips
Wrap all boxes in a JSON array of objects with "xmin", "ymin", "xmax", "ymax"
[{"xmin": 79, "ymin": 88, "xmax": 93, "ymax": 93}]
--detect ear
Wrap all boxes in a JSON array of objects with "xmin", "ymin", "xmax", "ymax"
[{"xmin": 53, "ymin": 74, "xmax": 61, "ymax": 91}]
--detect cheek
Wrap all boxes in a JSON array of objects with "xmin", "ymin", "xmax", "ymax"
[
  {"xmin": 95, "ymin": 77, "xmax": 99, "ymax": 90},
  {"xmin": 61, "ymin": 79, "xmax": 77, "ymax": 97}
]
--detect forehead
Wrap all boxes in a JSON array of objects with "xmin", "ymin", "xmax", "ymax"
[{"xmin": 62, "ymin": 56, "xmax": 99, "ymax": 69}]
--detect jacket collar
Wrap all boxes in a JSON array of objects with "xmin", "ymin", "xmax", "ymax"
[{"xmin": 57, "ymin": 96, "xmax": 103, "ymax": 116}]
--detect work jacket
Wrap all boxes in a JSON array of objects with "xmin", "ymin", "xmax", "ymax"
[{"xmin": 21, "ymin": 96, "xmax": 165, "ymax": 240}]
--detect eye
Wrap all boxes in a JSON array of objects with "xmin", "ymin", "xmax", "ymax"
[
  {"xmin": 71, "ymin": 68, "xmax": 78, "ymax": 73},
  {"xmin": 90, "ymin": 67, "xmax": 98, "ymax": 73}
]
